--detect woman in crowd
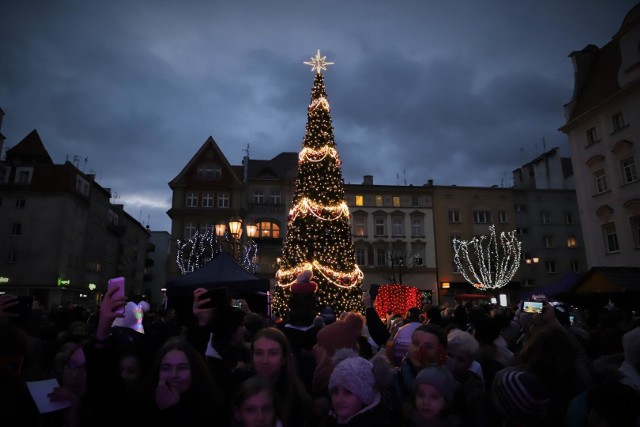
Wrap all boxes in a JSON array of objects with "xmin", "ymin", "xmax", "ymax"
[
  {"xmin": 233, "ymin": 327, "xmax": 312, "ymax": 427},
  {"xmin": 402, "ymin": 365, "xmax": 461, "ymax": 427}
]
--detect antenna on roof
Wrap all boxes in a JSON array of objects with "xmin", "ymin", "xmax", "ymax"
[
  {"xmin": 243, "ymin": 144, "xmax": 250, "ymax": 159},
  {"xmin": 403, "ymin": 170, "xmax": 407, "ymax": 186}
]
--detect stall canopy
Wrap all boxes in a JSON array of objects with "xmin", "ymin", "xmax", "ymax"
[
  {"xmin": 518, "ymin": 272, "xmax": 581, "ymax": 301},
  {"xmin": 166, "ymin": 251, "xmax": 270, "ymax": 297}
]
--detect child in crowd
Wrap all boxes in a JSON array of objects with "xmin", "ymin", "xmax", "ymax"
[
  {"xmin": 231, "ymin": 376, "xmax": 283, "ymax": 427},
  {"xmin": 403, "ymin": 365, "xmax": 461, "ymax": 427}
]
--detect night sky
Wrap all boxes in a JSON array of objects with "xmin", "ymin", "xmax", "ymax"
[{"xmin": 1, "ymin": 1, "xmax": 636, "ymax": 232}]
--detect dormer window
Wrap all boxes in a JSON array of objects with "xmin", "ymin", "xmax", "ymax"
[
  {"xmin": 15, "ymin": 167, "xmax": 33, "ymax": 184},
  {"xmin": 197, "ymin": 163, "xmax": 221, "ymax": 180}
]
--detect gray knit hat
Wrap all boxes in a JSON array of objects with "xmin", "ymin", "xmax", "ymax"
[
  {"xmin": 413, "ymin": 365, "xmax": 459, "ymax": 406},
  {"xmin": 328, "ymin": 356, "xmax": 377, "ymax": 405}
]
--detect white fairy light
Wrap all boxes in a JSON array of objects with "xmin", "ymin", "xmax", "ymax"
[
  {"xmin": 452, "ymin": 224, "xmax": 521, "ymax": 290},
  {"xmin": 176, "ymin": 229, "xmax": 258, "ymax": 275}
]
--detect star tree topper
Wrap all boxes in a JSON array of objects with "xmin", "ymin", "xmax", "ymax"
[{"xmin": 304, "ymin": 49, "xmax": 334, "ymax": 73}]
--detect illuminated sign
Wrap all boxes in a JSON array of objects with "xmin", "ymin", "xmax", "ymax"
[
  {"xmin": 441, "ymin": 282, "xmax": 450, "ymax": 289},
  {"xmin": 57, "ymin": 277, "xmax": 71, "ymax": 287},
  {"xmin": 88, "ymin": 283, "xmax": 97, "ymax": 291},
  {"xmin": 0, "ymin": 276, "xmax": 9, "ymax": 284}
]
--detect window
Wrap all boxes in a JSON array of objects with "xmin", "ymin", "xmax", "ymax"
[
  {"xmin": 602, "ymin": 223, "xmax": 619, "ymax": 253},
  {"xmin": 184, "ymin": 223, "xmax": 197, "ymax": 239},
  {"xmin": 411, "ymin": 218, "xmax": 423, "ymax": 237},
  {"xmin": 253, "ymin": 189, "xmax": 264, "ymax": 205},
  {"xmin": 621, "ymin": 157, "xmax": 638, "ymax": 184},
  {"xmin": 217, "ymin": 192, "xmax": 229, "ymax": 208},
  {"xmin": 186, "ymin": 192, "xmax": 198, "ymax": 207},
  {"xmin": 448, "ymin": 209, "xmax": 460, "ymax": 223},
  {"xmin": 375, "ymin": 195, "xmax": 383, "ymax": 207},
  {"xmin": 630, "ymin": 216, "xmax": 640, "ymax": 249},
  {"xmin": 200, "ymin": 223, "xmax": 213, "ymax": 234},
  {"xmin": 197, "ymin": 163, "xmax": 221, "ymax": 180},
  {"xmin": 516, "ymin": 228, "xmax": 529, "ymax": 235},
  {"xmin": 7, "ymin": 249, "xmax": 18, "ymax": 264},
  {"xmin": 565, "ymin": 212, "xmax": 573, "ymax": 224},
  {"xmin": 545, "ymin": 261, "xmax": 557, "ymax": 274},
  {"xmin": 540, "ymin": 211, "xmax": 551, "ymax": 224},
  {"xmin": 202, "ymin": 192, "xmax": 214, "ymax": 208},
  {"xmin": 543, "ymin": 236, "xmax": 555, "ymax": 248},
  {"xmin": 411, "ymin": 195, "xmax": 420, "ymax": 207},
  {"xmin": 586, "ymin": 127, "xmax": 600, "ymax": 145},
  {"xmin": 270, "ymin": 190, "xmax": 281, "ymax": 205},
  {"xmin": 392, "ymin": 196, "xmax": 400, "ymax": 207},
  {"xmin": 567, "ymin": 236, "xmax": 577, "ymax": 248},
  {"xmin": 11, "ymin": 223, "xmax": 22, "ymax": 236},
  {"xmin": 611, "ymin": 112, "xmax": 626, "ymax": 132},
  {"xmin": 15, "ymin": 167, "xmax": 33, "ymax": 184},
  {"xmin": 515, "ymin": 204, "xmax": 526, "ymax": 213},
  {"xmin": 498, "ymin": 211, "xmax": 508, "ymax": 224},
  {"xmin": 413, "ymin": 253, "xmax": 424, "ymax": 266},
  {"xmin": 571, "ymin": 260, "xmax": 579, "ymax": 273},
  {"xmin": 473, "ymin": 210, "xmax": 491, "ymax": 224},
  {"xmin": 374, "ymin": 217, "xmax": 385, "ymax": 236},
  {"xmin": 16, "ymin": 198, "xmax": 25, "ymax": 208},
  {"xmin": 356, "ymin": 248, "xmax": 366, "ymax": 266},
  {"xmin": 594, "ymin": 169, "xmax": 608, "ymax": 194},
  {"xmin": 257, "ymin": 221, "xmax": 280, "ymax": 238},
  {"xmin": 355, "ymin": 195, "xmax": 364, "ymax": 206},
  {"xmin": 354, "ymin": 217, "xmax": 366, "ymax": 237},
  {"xmin": 75, "ymin": 176, "xmax": 90, "ymax": 196},
  {"xmin": 376, "ymin": 248, "xmax": 386, "ymax": 266},
  {"xmin": 392, "ymin": 217, "xmax": 404, "ymax": 236}
]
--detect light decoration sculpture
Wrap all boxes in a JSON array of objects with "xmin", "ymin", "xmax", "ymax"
[
  {"xmin": 175, "ymin": 220, "xmax": 258, "ymax": 275},
  {"xmin": 453, "ymin": 224, "xmax": 522, "ymax": 291},
  {"xmin": 272, "ymin": 50, "xmax": 364, "ymax": 316}
]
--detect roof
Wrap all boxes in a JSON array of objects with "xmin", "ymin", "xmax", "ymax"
[
  {"xmin": 245, "ymin": 152, "xmax": 298, "ymax": 180},
  {"xmin": 6, "ymin": 129, "xmax": 53, "ymax": 165},
  {"xmin": 573, "ymin": 267, "xmax": 640, "ymax": 294}
]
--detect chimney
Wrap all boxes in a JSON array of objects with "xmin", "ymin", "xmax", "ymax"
[{"xmin": 363, "ymin": 175, "xmax": 373, "ymax": 185}]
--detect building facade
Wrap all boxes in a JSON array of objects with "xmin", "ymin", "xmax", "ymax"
[
  {"xmin": 0, "ymin": 130, "xmax": 151, "ymax": 307},
  {"xmin": 560, "ymin": 4, "xmax": 640, "ymax": 268},
  {"xmin": 344, "ymin": 176, "xmax": 438, "ymax": 296}
]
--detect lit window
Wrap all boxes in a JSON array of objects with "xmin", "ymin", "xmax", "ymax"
[
  {"xmin": 567, "ymin": 237, "xmax": 577, "ymax": 248},
  {"xmin": 448, "ymin": 209, "xmax": 460, "ymax": 223},
  {"xmin": 186, "ymin": 192, "xmax": 198, "ymax": 207},
  {"xmin": 621, "ymin": 157, "xmax": 638, "ymax": 184},
  {"xmin": 602, "ymin": 223, "xmax": 619, "ymax": 253},
  {"xmin": 375, "ymin": 195, "xmax": 383, "ymax": 207},
  {"xmin": 355, "ymin": 195, "xmax": 364, "ymax": 206},
  {"xmin": 392, "ymin": 196, "xmax": 400, "ymax": 207},
  {"xmin": 354, "ymin": 217, "xmax": 366, "ymax": 237},
  {"xmin": 257, "ymin": 221, "xmax": 280, "ymax": 239},
  {"xmin": 594, "ymin": 169, "xmax": 608, "ymax": 194},
  {"xmin": 217, "ymin": 192, "xmax": 229, "ymax": 208}
]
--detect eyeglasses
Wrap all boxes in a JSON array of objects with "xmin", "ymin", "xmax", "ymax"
[{"xmin": 64, "ymin": 361, "xmax": 87, "ymax": 373}]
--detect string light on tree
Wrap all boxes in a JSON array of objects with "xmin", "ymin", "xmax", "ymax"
[
  {"xmin": 272, "ymin": 50, "xmax": 364, "ymax": 316},
  {"xmin": 453, "ymin": 224, "xmax": 521, "ymax": 290}
]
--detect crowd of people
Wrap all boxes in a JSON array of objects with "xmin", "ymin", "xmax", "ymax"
[{"xmin": 1, "ymin": 279, "xmax": 639, "ymax": 427}]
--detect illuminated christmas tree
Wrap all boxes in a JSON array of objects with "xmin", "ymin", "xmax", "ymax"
[{"xmin": 272, "ymin": 50, "xmax": 364, "ymax": 317}]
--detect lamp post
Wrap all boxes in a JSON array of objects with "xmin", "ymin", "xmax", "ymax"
[
  {"xmin": 524, "ymin": 255, "xmax": 539, "ymax": 287},
  {"xmin": 215, "ymin": 217, "xmax": 259, "ymax": 273}
]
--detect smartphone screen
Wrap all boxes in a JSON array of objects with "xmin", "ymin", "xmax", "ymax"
[
  {"xmin": 522, "ymin": 301, "xmax": 543, "ymax": 314},
  {"xmin": 108, "ymin": 277, "xmax": 126, "ymax": 315}
]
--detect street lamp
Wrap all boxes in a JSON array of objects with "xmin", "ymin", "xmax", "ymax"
[
  {"xmin": 215, "ymin": 217, "xmax": 259, "ymax": 273},
  {"xmin": 523, "ymin": 255, "xmax": 539, "ymax": 287}
]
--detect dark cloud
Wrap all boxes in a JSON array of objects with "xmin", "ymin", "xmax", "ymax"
[{"xmin": 1, "ymin": 0, "xmax": 636, "ymax": 232}]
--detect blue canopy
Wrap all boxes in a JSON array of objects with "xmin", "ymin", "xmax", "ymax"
[{"xmin": 518, "ymin": 272, "xmax": 581, "ymax": 301}]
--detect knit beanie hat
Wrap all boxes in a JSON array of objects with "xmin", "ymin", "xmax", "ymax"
[
  {"xmin": 316, "ymin": 312, "xmax": 364, "ymax": 357},
  {"xmin": 328, "ymin": 356, "xmax": 377, "ymax": 405},
  {"xmin": 111, "ymin": 301, "xmax": 149, "ymax": 334},
  {"xmin": 492, "ymin": 370, "xmax": 550, "ymax": 420},
  {"xmin": 413, "ymin": 365, "xmax": 459, "ymax": 406}
]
